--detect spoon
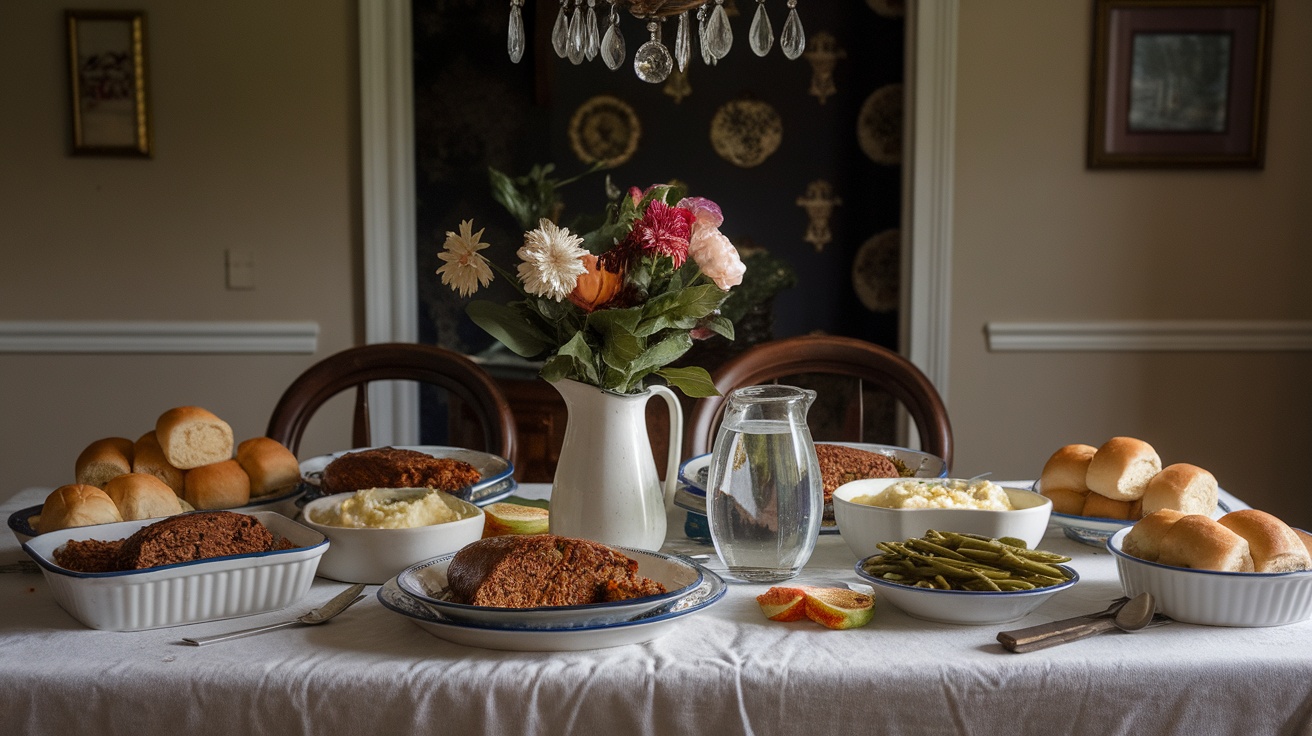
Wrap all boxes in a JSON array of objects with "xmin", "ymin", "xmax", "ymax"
[
  {"xmin": 997, "ymin": 592, "xmax": 1155, "ymax": 653},
  {"xmin": 181, "ymin": 583, "xmax": 367, "ymax": 646}
]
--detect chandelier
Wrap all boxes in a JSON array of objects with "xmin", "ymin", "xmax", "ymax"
[{"xmin": 506, "ymin": 0, "xmax": 806, "ymax": 83}]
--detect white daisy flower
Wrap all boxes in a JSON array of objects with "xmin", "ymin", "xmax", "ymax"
[
  {"xmin": 516, "ymin": 218, "xmax": 588, "ymax": 301},
  {"xmin": 437, "ymin": 219, "xmax": 494, "ymax": 297}
]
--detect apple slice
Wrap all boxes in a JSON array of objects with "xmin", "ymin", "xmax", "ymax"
[
  {"xmin": 756, "ymin": 586, "xmax": 810, "ymax": 621},
  {"xmin": 803, "ymin": 587, "xmax": 875, "ymax": 630},
  {"xmin": 481, "ymin": 502, "xmax": 549, "ymax": 538}
]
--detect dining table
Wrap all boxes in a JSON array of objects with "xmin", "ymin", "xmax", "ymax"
[{"xmin": 2, "ymin": 482, "xmax": 1310, "ymax": 736}]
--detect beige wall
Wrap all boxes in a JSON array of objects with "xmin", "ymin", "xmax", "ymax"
[
  {"xmin": 0, "ymin": 1, "xmax": 361, "ymax": 491},
  {"xmin": 950, "ymin": 1, "xmax": 1312, "ymax": 526}
]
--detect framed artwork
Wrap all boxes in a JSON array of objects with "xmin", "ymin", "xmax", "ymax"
[
  {"xmin": 1087, "ymin": 0, "xmax": 1271, "ymax": 169},
  {"xmin": 66, "ymin": 10, "xmax": 151, "ymax": 157}
]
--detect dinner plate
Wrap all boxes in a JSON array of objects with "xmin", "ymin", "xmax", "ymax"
[
  {"xmin": 7, "ymin": 482, "xmax": 307, "ymax": 546},
  {"xmin": 377, "ymin": 566, "xmax": 726, "ymax": 651},
  {"xmin": 297, "ymin": 445, "xmax": 516, "ymax": 507},
  {"xmin": 674, "ymin": 443, "xmax": 949, "ymax": 540},
  {"xmin": 395, "ymin": 545, "xmax": 703, "ymax": 628},
  {"xmin": 1034, "ymin": 479, "xmax": 1232, "ymax": 547}
]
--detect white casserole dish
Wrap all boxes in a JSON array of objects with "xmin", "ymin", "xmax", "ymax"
[
  {"xmin": 22, "ymin": 511, "xmax": 328, "ymax": 631},
  {"xmin": 1108, "ymin": 527, "xmax": 1312, "ymax": 627}
]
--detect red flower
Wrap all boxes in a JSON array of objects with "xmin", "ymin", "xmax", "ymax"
[{"xmin": 622, "ymin": 200, "xmax": 694, "ymax": 268}]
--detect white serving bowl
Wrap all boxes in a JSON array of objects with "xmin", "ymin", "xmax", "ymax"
[
  {"xmin": 299, "ymin": 489, "xmax": 485, "ymax": 584},
  {"xmin": 833, "ymin": 479, "xmax": 1053, "ymax": 560},
  {"xmin": 21, "ymin": 511, "xmax": 327, "ymax": 631},
  {"xmin": 1107, "ymin": 527, "xmax": 1312, "ymax": 627},
  {"xmin": 854, "ymin": 557, "xmax": 1079, "ymax": 625}
]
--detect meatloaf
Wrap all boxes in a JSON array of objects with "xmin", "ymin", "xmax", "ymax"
[
  {"xmin": 815, "ymin": 444, "xmax": 901, "ymax": 501},
  {"xmin": 53, "ymin": 511, "xmax": 286, "ymax": 572},
  {"xmin": 320, "ymin": 447, "xmax": 481, "ymax": 495},
  {"xmin": 446, "ymin": 534, "xmax": 666, "ymax": 608}
]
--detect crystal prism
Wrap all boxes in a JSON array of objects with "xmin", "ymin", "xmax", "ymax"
[
  {"xmin": 601, "ymin": 16, "xmax": 626, "ymax": 70},
  {"xmin": 585, "ymin": 3, "xmax": 600, "ymax": 61},
  {"xmin": 508, "ymin": 3, "xmax": 525, "ymax": 63},
  {"xmin": 675, "ymin": 12, "xmax": 691, "ymax": 73},
  {"xmin": 698, "ymin": 7, "xmax": 713, "ymax": 66},
  {"xmin": 781, "ymin": 7, "xmax": 805, "ymax": 60},
  {"xmin": 634, "ymin": 40, "xmax": 673, "ymax": 83},
  {"xmin": 552, "ymin": 2, "xmax": 570, "ymax": 58},
  {"xmin": 749, "ymin": 2, "xmax": 773, "ymax": 57},
  {"xmin": 706, "ymin": 2, "xmax": 733, "ymax": 59},
  {"xmin": 567, "ymin": 2, "xmax": 586, "ymax": 64}
]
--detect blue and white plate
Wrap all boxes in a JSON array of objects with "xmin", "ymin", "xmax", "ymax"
[
  {"xmin": 297, "ymin": 445, "xmax": 516, "ymax": 508},
  {"xmin": 378, "ymin": 565, "xmax": 727, "ymax": 651},
  {"xmin": 396, "ymin": 545, "xmax": 703, "ymax": 628}
]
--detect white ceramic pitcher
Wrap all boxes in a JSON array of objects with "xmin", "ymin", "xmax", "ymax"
[{"xmin": 548, "ymin": 378, "xmax": 684, "ymax": 551}]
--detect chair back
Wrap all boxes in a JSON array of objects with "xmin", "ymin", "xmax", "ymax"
[
  {"xmin": 266, "ymin": 342, "xmax": 516, "ymax": 460},
  {"xmin": 686, "ymin": 335, "xmax": 952, "ymax": 469}
]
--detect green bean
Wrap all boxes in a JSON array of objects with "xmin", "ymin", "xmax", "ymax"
[{"xmin": 860, "ymin": 529, "xmax": 1074, "ymax": 591}]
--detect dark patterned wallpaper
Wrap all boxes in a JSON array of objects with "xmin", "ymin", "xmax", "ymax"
[{"xmin": 413, "ymin": 0, "xmax": 905, "ymax": 357}]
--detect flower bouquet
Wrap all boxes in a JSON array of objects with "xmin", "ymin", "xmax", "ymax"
[{"xmin": 437, "ymin": 180, "xmax": 746, "ymax": 398}]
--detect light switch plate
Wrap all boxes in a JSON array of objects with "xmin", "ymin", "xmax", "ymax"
[{"xmin": 226, "ymin": 250, "xmax": 255, "ymax": 290}]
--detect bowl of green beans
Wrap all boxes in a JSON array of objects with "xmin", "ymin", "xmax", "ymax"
[{"xmin": 854, "ymin": 530, "xmax": 1079, "ymax": 624}]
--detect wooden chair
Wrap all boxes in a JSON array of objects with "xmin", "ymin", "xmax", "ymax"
[
  {"xmin": 266, "ymin": 342, "xmax": 516, "ymax": 460},
  {"xmin": 685, "ymin": 335, "xmax": 953, "ymax": 469}
]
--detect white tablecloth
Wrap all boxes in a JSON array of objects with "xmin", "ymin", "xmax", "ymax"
[{"xmin": 2, "ymin": 485, "xmax": 1309, "ymax": 736}]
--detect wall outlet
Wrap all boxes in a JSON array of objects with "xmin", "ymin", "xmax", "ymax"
[{"xmin": 226, "ymin": 249, "xmax": 255, "ymax": 290}]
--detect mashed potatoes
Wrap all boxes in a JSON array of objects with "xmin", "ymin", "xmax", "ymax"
[
  {"xmin": 310, "ymin": 488, "xmax": 469, "ymax": 529},
  {"xmin": 851, "ymin": 479, "xmax": 1014, "ymax": 511}
]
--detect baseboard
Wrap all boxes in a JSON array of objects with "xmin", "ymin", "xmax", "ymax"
[
  {"xmin": 985, "ymin": 320, "xmax": 1312, "ymax": 352},
  {"xmin": 0, "ymin": 321, "xmax": 320, "ymax": 353}
]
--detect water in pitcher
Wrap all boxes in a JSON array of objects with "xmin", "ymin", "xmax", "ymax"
[{"xmin": 708, "ymin": 417, "xmax": 822, "ymax": 582}]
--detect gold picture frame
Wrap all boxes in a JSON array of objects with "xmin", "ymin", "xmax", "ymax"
[{"xmin": 67, "ymin": 10, "xmax": 151, "ymax": 157}]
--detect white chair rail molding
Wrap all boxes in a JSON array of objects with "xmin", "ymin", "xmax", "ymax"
[
  {"xmin": 0, "ymin": 321, "xmax": 319, "ymax": 354},
  {"xmin": 985, "ymin": 320, "xmax": 1312, "ymax": 352}
]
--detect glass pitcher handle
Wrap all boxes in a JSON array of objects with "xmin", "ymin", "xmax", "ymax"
[{"xmin": 646, "ymin": 385, "xmax": 684, "ymax": 511}]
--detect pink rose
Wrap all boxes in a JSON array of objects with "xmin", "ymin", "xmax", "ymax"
[
  {"xmin": 676, "ymin": 197, "xmax": 724, "ymax": 229},
  {"xmin": 688, "ymin": 225, "xmax": 745, "ymax": 290}
]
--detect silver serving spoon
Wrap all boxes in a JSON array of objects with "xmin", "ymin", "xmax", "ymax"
[
  {"xmin": 181, "ymin": 583, "xmax": 366, "ymax": 646},
  {"xmin": 997, "ymin": 592, "xmax": 1156, "ymax": 653}
]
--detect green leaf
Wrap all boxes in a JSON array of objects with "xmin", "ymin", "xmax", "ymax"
[
  {"xmin": 656, "ymin": 366, "xmax": 721, "ymax": 398},
  {"xmin": 630, "ymin": 332, "xmax": 693, "ymax": 377},
  {"xmin": 466, "ymin": 300, "xmax": 552, "ymax": 358},
  {"xmin": 637, "ymin": 284, "xmax": 729, "ymax": 336},
  {"xmin": 488, "ymin": 167, "xmax": 539, "ymax": 231},
  {"xmin": 544, "ymin": 330, "xmax": 600, "ymax": 385},
  {"xmin": 701, "ymin": 314, "xmax": 736, "ymax": 340}
]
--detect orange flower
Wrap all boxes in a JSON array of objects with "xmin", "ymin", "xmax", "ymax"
[{"xmin": 567, "ymin": 254, "xmax": 624, "ymax": 313}]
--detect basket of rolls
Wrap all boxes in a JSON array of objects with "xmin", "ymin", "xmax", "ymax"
[
  {"xmin": 8, "ymin": 406, "xmax": 304, "ymax": 544},
  {"xmin": 1035, "ymin": 436, "xmax": 1227, "ymax": 546},
  {"xmin": 1108, "ymin": 509, "xmax": 1312, "ymax": 626}
]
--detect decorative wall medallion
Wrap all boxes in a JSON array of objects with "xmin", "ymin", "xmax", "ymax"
[
  {"xmin": 569, "ymin": 95, "xmax": 642, "ymax": 167},
  {"xmin": 865, "ymin": 0, "xmax": 906, "ymax": 18},
  {"xmin": 802, "ymin": 32, "xmax": 847, "ymax": 105},
  {"xmin": 857, "ymin": 83, "xmax": 902, "ymax": 165},
  {"xmin": 710, "ymin": 98, "xmax": 782, "ymax": 168},
  {"xmin": 852, "ymin": 229, "xmax": 900, "ymax": 313},
  {"xmin": 664, "ymin": 68, "xmax": 692, "ymax": 104},
  {"xmin": 795, "ymin": 180, "xmax": 842, "ymax": 252}
]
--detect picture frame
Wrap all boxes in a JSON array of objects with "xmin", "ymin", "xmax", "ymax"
[
  {"xmin": 66, "ymin": 10, "xmax": 151, "ymax": 157},
  {"xmin": 1087, "ymin": 0, "xmax": 1271, "ymax": 169}
]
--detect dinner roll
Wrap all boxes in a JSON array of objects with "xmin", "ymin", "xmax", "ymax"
[
  {"xmin": 1122, "ymin": 509, "xmax": 1186, "ymax": 562},
  {"xmin": 1085, "ymin": 437, "xmax": 1161, "ymax": 502},
  {"xmin": 74, "ymin": 437, "xmax": 134, "ymax": 489},
  {"xmin": 236, "ymin": 437, "xmax": 300, "ymax": 497},
  {"xmin": 1157, "ymin": 515, "xmax": 1254, "ymax": 572},
  {"xmin": 1217, "ymin": 509, "xmax": 1312, "ymax": 573},
  {"xmin": 1082, "ymin": 492, "xmax": 1134, "ymax": 521},
  {"xmin": 184, "ymin": 459, "xmax": 251, "ymax": 510},
  {"xmin": 38, "ymin": 484, "xmax": 123, "ymax": 534},
  {"xmin": 103, "ymin": 473, "xmax": 184, "ymax": 522},
  {"xmin": 1297, "ymin": 528, "xmax": 1312, "ymax": 560},
  {"xmin": 156, "ymin": 406, "xmax": 233, "ymax": 470},
  {"xmin": 1041, "ymin": 487, "xmax": 1089, "ymax": 516},
  {"xmin": 1142, "ymin": 463, "xmax": 1218, "ymax": 516},
  {"xmin": 132, "ymin": 431, "xmax": 185, "ymax": 496},
  {"xmin": 1039, "ymin": 444, "xmax": 1096, "ymax": 492}
]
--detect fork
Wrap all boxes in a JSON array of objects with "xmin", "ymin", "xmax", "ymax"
[{"xmin": 181, "ymin": 583, "xmax": 366, "ymax": 646}]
